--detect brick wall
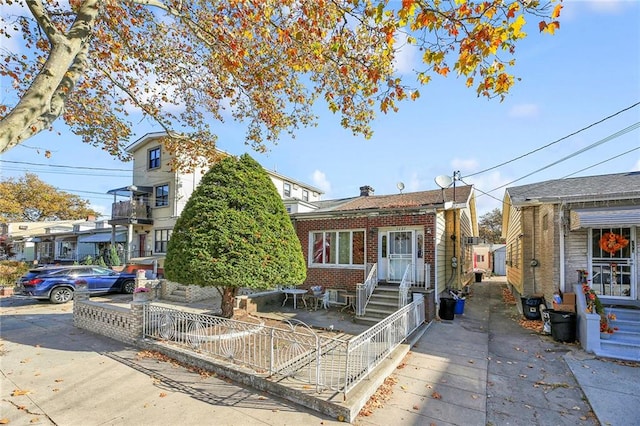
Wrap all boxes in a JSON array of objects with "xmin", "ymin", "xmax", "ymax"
[
  {"xmin": 73, "ymin": 293, "xmax": 143, "ymax": 344},
  {"xmin": 294, "ymin": 212, "xmax": 436, "ymax": 291}
]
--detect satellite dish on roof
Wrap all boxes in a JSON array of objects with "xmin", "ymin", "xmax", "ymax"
[
  {"xmin": 397, "ymin": 182, "xmax": 405, "ymax": 193},
  {"xmin": 435, "ymin": 175, "xmax": 453, "ymax": 189}
]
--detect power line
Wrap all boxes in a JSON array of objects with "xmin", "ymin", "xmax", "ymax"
[
  {"xmin": 0, "ymin": 159, "xmax": 131, "ymax": 172},
  {"xmin": 482, "ymin": 121, "xmax": 640, "ymax": 193},
  {"xmin": 465, "ymin": 136, "xmax": 640, "ymax": 214},
  {"xmin": 465, "ymin": 101, "xmax": 640, "ymax": 179}
]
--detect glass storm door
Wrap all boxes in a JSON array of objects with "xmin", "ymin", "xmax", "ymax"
[{"xmin": 388, "ymin": 231, "xmax": 413, "ymax": 282}]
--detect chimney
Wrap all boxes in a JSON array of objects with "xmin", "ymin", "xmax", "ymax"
[{"xmin": 359, "ymin": 185, "xmax": 375, "ymax": 197}]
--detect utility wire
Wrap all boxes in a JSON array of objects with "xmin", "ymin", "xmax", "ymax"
[
  {"xmin": 479, "ymin": 121, "xmax": 640, "ymax": 194},
  {"xmin": 0, "ymin": 159, "xmax": 131, "ymax": 172},
  {"xmin": 465, "ymin": 101, "xmax": 640, "ymax": 179},
  {"xmin": 463, "ymin": 123, "xmax": 640, "ymax": 206}
]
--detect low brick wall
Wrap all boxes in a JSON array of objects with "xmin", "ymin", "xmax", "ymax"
[
  {"xmin": 73, "ymin": 291, "xmax": 143, "ymax": 344},
  {"xmin": 235, "ymin": 290, "xmax": 283, "ymax": 313}
]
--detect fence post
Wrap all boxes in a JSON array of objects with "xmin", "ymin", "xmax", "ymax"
[{"xmin": 130, "ymin": 302, "xmax": 146, "ymax": 341}]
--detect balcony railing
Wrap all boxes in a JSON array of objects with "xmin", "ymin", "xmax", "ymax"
[{"xmin": 110, "ymin": 200, "xmax": 152, "ymax": 224}]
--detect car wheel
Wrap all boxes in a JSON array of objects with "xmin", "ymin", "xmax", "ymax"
[
  {"xmin": 122, "ymin": 280, "xmax": 136, "ymax": 294},
  {"xmin": 50, "ymin": 287, "xmax": 73, "ymax": 304}
]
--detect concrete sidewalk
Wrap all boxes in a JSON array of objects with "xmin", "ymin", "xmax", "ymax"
[
  {"xmin": 2, "ymin": 278, "xmax": 639, "ymax": 425},
  {"xmin": 357, "ymin": 277, "xmax": 640, "ymax": 425}
]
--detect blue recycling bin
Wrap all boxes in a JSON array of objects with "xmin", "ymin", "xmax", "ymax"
[{"xmin": 454, "ymin": 298, "xmax": 465, "ymax": 315}]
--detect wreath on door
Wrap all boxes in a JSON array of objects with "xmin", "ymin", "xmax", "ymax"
[{"xmin": 599, "ymin": 232, "xmax": 629, "ymax": 254}]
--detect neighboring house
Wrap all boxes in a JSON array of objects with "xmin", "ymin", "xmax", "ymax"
[
  {"xmin": 472, "ymin": 243, "xmax": 507, "ymax": 276},
  {"xmin": 1, "ymin": 221, "xmax": 80, "ymax": 262},
  {"xmin": 290, "ymin": 184, "xmax": 479, "ymax": 295},
  {"xmin": 472, "ymin": 244, "xmax": 492, "ymax": 273},
  {"xmin": 107, "ymin": 132, "xmax": 323, "ymax": 271},
  {"xmin": 1, "ymin": 217, "xmax": 129, "ymax": 265},
  {"xmin": 492, "ymin": 245, "xmax": 507, "ymax": 276},
  {"xmin": 502, "ymin": 172, "xmax": 640, "ymax": 305}
]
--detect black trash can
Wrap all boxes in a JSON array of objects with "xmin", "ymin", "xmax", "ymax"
[
  {"xmin": 521, "ymin": 295, "xmax": 545, "ymax": 320},
  {"xmin": 475, "ymin": 272, "xmax": 483, "ymax": 283},
  {"xmin": 549, "ymin": 310, "xmax": 576, "ymax": 342},
  {"xmin": 439, "ymin": 298, "xmax": 456, "ymax": 320}
]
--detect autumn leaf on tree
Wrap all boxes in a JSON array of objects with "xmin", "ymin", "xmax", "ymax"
[{"xmin": 1, "ymin": 0, "xmax": 561, "ymax": 170}]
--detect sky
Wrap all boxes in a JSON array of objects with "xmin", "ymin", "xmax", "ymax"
[{"xmin": 1, "ymin": 0, "xmax": 639, "ymax": 219}]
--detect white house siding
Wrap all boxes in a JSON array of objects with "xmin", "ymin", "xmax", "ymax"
[{"xmin": 564, "ymin": 228, "xmax": 589, "ymax": 292}]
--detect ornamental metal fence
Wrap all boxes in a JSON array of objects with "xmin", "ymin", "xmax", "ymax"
[{"xmin": 143, "ymin": 293, "xmax": 425, "ymax": 398}]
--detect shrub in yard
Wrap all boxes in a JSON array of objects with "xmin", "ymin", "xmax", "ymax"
[{"xmin": 164, "ymin": 154, "xmax": 306, "ymax": 318}]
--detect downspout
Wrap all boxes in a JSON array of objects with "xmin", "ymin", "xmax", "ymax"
[
  {"xmin": 532, "ymin": 207, "xmax": 536, "ymax": 294},
  {"xmin": 559, "ymin": 206, "xmax": 566, "ymax": 293}
]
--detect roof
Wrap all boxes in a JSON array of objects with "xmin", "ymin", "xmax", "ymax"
[
  {"xmin": 295, "ymin": 185, "xmax": 473, "ymax": 215},
  {"xmin": 505, "ymin": 172, "xmax": 640, "ymax": 206}
]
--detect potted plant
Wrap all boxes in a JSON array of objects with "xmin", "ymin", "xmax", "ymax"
[
  {"xmin": 109, "ymin": 245, "xmax": 123, "ymax": 271},
  {"xmin": 132, "ymin": 286, "xmax": 151, "ymax": 302}
]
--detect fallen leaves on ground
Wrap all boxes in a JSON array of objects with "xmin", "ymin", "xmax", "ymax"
[
  {"xmin": 358, "ymin": 376, "xmax": 398, "ymax": 416},
  {"xmin": 518, "ymin": 317, "xmax": 544, "ymax": 332},
  {"xmin": 136, "ymin": 350, "xmax": 216, "ymax": 378},
  {"xmin": 11, "ymin": 389, "xmax": 30, "ymax": 396},
  {"xmin": 431, "ymin": 391, "xmax": 442, "ymax": 399},
  {"xmin": 502, "ymin": 287, "xmax": 517, "ymax": 305}
]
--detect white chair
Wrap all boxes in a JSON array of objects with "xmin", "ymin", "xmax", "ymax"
[{"xmin": 321, "ymin": 292, "xmax": 330, "ymax": 310}]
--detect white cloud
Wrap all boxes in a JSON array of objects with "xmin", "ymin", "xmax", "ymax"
[
  {"xmin": 587, "ymin": 0, "xmax": 628, "ymax": 14},
  {"xmin": 393, "ymin": 33, "xmax": 419, "ymax": 75},
  {"xmin": 467, "ymin": 170, "xmax": 509, "ymax": 216},
  {"xmin": 508, "ymin": 103, "xmax": 540, "ymax": 118},
  {"xmin": 312, "ymin": 170, "xmax": 331, "ymax": 195},
  {"xmin": 451, "ymin": 158, "xmax": 480, "ymax": 173}
]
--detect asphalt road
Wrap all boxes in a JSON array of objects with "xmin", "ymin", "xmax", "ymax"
[{"xmin": 0, "ymin": 295, "xmax": 346, "ymax": 425}]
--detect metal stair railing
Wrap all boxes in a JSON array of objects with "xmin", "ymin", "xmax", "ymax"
[{"xmin": 356, "ymin": 263, "xmax": 378, "ymax": 316}]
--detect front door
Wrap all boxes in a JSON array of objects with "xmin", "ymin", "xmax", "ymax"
[
  {"xmin": 388, "ymin": 231, "xmax": 413, "ymax": 282},
  {"xmin": 590, "ymin": 227, "xmax": 636, "ymax": 299}
]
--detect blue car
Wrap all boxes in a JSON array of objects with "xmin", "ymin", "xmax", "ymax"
[{"xmin": 15, "ymin": 265, "xmax": 137, "ymax": 304}]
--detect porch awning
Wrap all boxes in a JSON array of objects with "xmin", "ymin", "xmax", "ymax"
[
  {"xmin": 79, "ymin": 232, "xmax": 127, "ymax": 243},
  {"xmin": 570, "ymin": 207, "xmax": 640, "ymax": 230}
]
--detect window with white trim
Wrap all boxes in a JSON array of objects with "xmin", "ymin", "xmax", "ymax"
[
  {"xmin": 311, "ymin": 230, "xmax": 365, "ymax": 265},
  {"xmin": 283, "ymin": 182, "xmax": 291, "ymax": 197},
  {"xmin": 302, "ymin": 190, "xmax": 309, "ymax": 201}
]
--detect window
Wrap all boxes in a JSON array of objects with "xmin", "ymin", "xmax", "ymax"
[
  {"xmin": 476, "ymin": 254, "xmax": 485, "ymax": 262},
  {"xmin": 148, "ymin": 147, "xmax": 161, "ymax": 169},
  {"xmin": 154, "ymin": 229, "xmax": 172, "ymax": 253},
  {"xmin": 311, "ymin": 230, "xmax": 365, "ymax": 266},
  {"xmin": 283, "ymin": 182, "xmax": 291, "ymax": 197},
  {"xmin": 302, "ymin": 190, "xmax": 309, "ymax": 202},
  {"xmin": 155, "ymin": 184, "xmax": 169, "ymax": 207}
]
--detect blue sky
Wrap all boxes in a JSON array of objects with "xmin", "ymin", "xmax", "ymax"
[{"xmin": 1, "ymin": 0, "xmax": 639, "ymax": 218}]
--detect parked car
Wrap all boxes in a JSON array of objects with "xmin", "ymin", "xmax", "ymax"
[{"xmin": 15, "ymin": 265, "xmax": 137, "ymax": 303}]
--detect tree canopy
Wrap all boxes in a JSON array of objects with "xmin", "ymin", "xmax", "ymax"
[
  {"xmin": 0, "ymin": 172, "xmax": 99, "ymax": 222},
  {"xmin": 164, "ymin": 153, "xmax": 306, "ymax": 317},
  {"xmin": 478, "ymin": 207, "xmax": 504, "ymax": 243},
  {"xmin": 1, "ymin": 0, "xmax": 561, "ymax": 169}
]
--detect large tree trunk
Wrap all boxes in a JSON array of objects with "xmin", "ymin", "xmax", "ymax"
[{"xmin": 220, "ymin": 286, "xmax": 237, "ymax": 318}]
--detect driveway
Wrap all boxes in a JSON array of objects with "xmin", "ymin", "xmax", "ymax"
[{"xmin": 0, "ymin": 296, "xmax": 346, "ymax": 425}]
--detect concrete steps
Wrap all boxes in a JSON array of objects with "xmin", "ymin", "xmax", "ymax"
[
  {"xmin": 598, "ymin": 306, "xmax": 640, "ymax": 362},
  {"xmin": 355, "ymin": 286, "xmax": 399, "ymax": 325},
  {"xmin": 163, "ymin": 285, "xmax": 188, "ymax": 302}
]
